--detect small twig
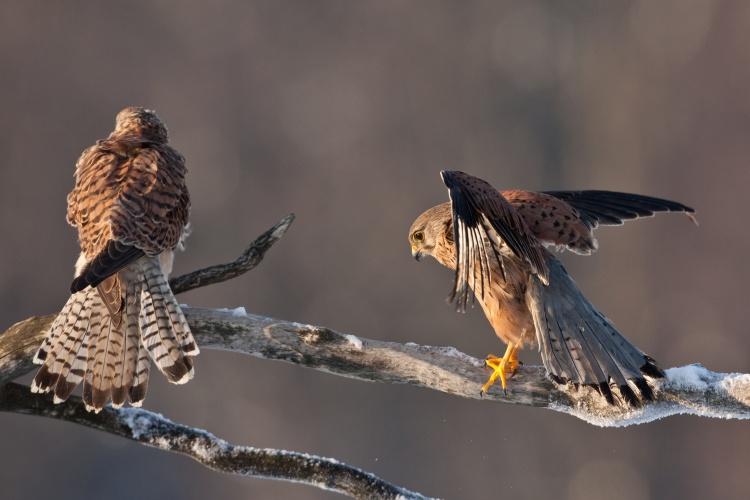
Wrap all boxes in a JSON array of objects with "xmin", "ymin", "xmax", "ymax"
[
  {"xmin": 0, "ymin": 382, "xmax": 430, "ymax": 500},
  {"xmin": 169, "ymin": 213, "xmax": 295, "ymax": 295}
]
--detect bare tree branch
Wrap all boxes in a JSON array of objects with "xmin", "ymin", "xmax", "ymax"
[
  {"xmin": 0, "ymin": 382, "xmax": 430, "ymax": 500},
  {"xmin": 2, "ymin": 213, "xmax": 749, "ymax": 498},
  {"xmin": 3, "ymin": 306, "xmax": 750, "ymax": 427},
  {"xmin": 169, "ymin": 213, "xmax": 295, "ymax": 295}
]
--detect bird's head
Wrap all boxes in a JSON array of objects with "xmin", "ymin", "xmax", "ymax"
[
  {"xmin": 408, "ymin": 202, "xmax": 453, "ymax": 262},
  {"xmin": 113, "ymin": 107, "xmax": 169, "ymax": 142}
]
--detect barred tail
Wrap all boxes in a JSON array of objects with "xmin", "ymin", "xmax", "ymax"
[
  {"xmin": 526, "ymin": 256, "xmax": 664, "ymax": 407},
  {"xmin": 32, "ymin": 254, "xmax": 198, "ymax": 412}
]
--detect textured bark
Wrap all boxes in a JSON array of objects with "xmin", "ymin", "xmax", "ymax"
[
  {"xmin": 2, "ymin": 213, "xmax": 749, "ymax": 498},
  {"xmin": 3, "ymin": 305, "xmax": 750, "ymax": 427}
]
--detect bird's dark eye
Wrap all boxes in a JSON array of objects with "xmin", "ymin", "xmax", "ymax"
[{"xmin": 413, "ymin": 231, "xmax": 425, "ymax": 243}]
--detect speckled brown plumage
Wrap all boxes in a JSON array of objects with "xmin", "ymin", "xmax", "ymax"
[
  {"xmin": 409, "ymin": 170, "xmax": 696, "ymax": 407},
  {"xmin": 32, "ymin": 108, "xmax": 198, "ymax": 412}
]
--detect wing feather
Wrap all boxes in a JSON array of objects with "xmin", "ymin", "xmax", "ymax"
[
  {"xmin": 542, "ymin": 190, "xmax": 696, "ymax": 228},
  {"xmin": 441, "ymin": 170, "xmax": 548, "ymax": 311}
]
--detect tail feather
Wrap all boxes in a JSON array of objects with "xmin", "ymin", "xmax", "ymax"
[
  {"xmin": 83, "ymin": 294, "xmax": 115, "ymax": 413},
  {"xmin": 54, "ymin": 330, "xmax": 91, "ymax": 403},
  {"xmin": 128, "ymin": 337, "xmax": 151, "ymax": 407},
  {"xmin": 50, "ymin": 293, "xmax": 96, "ymax": 402},
  {"xmin": 31, "ymin": 291, "xmax": 94, "ymax": 395},
  {"xmin": 33, "ymin": 292, "xmax": 88, "ymax": 366},
  {"xmin": 111, "ymin": 274, "xmax": 141, "ymax": 408},
  {"xmin": 138, "ymin": 257, "xmax": 195, "ymax": 384},
  {"xmin": 526, "ymin": 256, "xmax": 664, "ymax": 407},
  {"xmin": 165, "ymin": 293, "xmax": 198, "ymax": 355}
]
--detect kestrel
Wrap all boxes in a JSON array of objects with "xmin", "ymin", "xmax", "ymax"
[
  {"xmin": 409, "ymin": 170, "xmax": 696, "ymax": 407},
  {"xmin": 31, "ymin": 107, "xmax": 199, "ymax": 412}
]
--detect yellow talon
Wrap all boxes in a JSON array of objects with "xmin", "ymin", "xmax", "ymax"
[{"xmin": 481, "ymin": 344, "xmax": 521, "ymax": 395}]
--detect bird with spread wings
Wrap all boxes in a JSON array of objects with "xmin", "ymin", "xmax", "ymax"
[
  {"xmin": 409, "ymin": 170, "xmax": 696, "ymax": 407},
  {"xmin": 31, "ymin": 107, "xmax": 198, "ymax": 412}
]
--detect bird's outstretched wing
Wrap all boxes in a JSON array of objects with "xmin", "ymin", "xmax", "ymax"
[
  {"xmin": 543, "ymin": 190, "xmax": 697, "ymax": 229},
  {"xmin": 502, "ymin": 189, "xmax": 696, "ymax": 255},
  {"xmin": 526, "ymin": 255, "xmax": 664, "ymax": 407},
  {"xmin": 441, "ymin": 170, "xmax": 549, "ymax": 311}
]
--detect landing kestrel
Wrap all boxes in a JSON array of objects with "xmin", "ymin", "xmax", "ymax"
[
  {"xmin": 32, "ymin": 107, "xmax": 199, "ymax": 412},
  {"xmin": 409, "ymin": 170, "xmax": 696, "ymax": 407}
]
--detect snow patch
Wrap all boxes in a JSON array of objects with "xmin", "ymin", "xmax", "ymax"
[
  {"xmin": 344, "ymin": 334, "xmax": 363, "ymax": 350},
  {"xmin": 721, "ymin": 373, "xmax": 750, "ymax": 391},
  {"xmin": 549, "ymin": 365, "xmax": 750, "ymax": 427},
  {"xmin": 292, "ymin": 321, "xmax": 316, "ymax": 330},
  {"xmin": 231, "ymin": 306, "xmax": 248, "ymax": 317},
  {"xmin": 119, "ymin": 407, "xmax": 166, "ymax": 438},
  {"xmin": 434, "ymin": 346, "xmax": 479, "ymax": 365},
  {"xmin": 665, "ymin": 364, "xmax": 717, "ymax": 390}
]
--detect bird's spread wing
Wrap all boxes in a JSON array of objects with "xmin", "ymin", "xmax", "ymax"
[
  {"xmin": 542, "ymin": 190, "xmax": 696, "ymax": 229},
  {"xmin": 441, "ymin": 170, "xmax": 549, "ymax": 311},
  {"xmin": 502, "ymin": 190, "xmax": 600, "ymax": 255},
  {"xmin": 526, "ymin": 255, "xmax": 664, "ymax": 407},
  {"xmin": 503, "ymin": 189, "xmax": 696, "ymax": 255}
]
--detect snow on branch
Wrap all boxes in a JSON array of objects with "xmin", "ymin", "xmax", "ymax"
[
  {"xmin": 2, "ymin": 213, "xmax": 750, "ymax": 497},
  {"xmin": 4, "ymin": 305, "xmax": 750, "ymax": 428},
  {"xmin": 0, "ymin": 382, "xmax": 429, "ymax": 500}
]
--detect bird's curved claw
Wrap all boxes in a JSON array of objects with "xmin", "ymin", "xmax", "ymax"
[{"xmin": 481, "ymin": 345, "xmax": 521, "ymax": 395}]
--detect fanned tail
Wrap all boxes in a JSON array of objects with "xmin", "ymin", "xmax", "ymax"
[
  {"xmin": 526, "ymin": 255, "xmax": 664, "ymax": 407},
  {"xmin": 32, "ymin": 255, "xmax": 198, "ymax": 411}
]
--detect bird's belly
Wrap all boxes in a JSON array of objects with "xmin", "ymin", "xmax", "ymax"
[{"xmin": 477, "ymin": 287, "xmax": 535, "ymax": 346}]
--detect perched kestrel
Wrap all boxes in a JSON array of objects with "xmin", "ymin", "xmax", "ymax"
[
  {"xmin": 32, "ymin": 107, "xmax": 198, "ymax": 412},
  {"xmin": 409, "ymin": 170, "xmax": 696, "ymax": 407}
]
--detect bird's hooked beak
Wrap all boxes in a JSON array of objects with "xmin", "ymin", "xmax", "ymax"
[{"xmin": 412, "ymin": 246, "xmax": 422, "ymax": 261}]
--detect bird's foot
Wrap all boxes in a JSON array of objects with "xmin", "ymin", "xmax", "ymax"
[{"xmin": 480, "ymin": 347, "xmax": 521, "ymax": 396}]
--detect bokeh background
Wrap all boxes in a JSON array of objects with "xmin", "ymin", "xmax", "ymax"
[{"xmin": 1, "ymin": 1, "xmax": 749, "ymax": 499}]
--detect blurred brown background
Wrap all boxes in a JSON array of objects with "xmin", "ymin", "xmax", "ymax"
[{"xmin": 1, "ymin": 1, "xmax": 749, "ymax": 499}]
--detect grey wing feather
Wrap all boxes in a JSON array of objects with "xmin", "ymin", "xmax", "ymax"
[
  {"xmin": 526, "ymin": 255, "xmax": 663, "ymax": 407},
  {"xmin": 542, "ymin": 190, "xmax": 696, "ymax": 228}
]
